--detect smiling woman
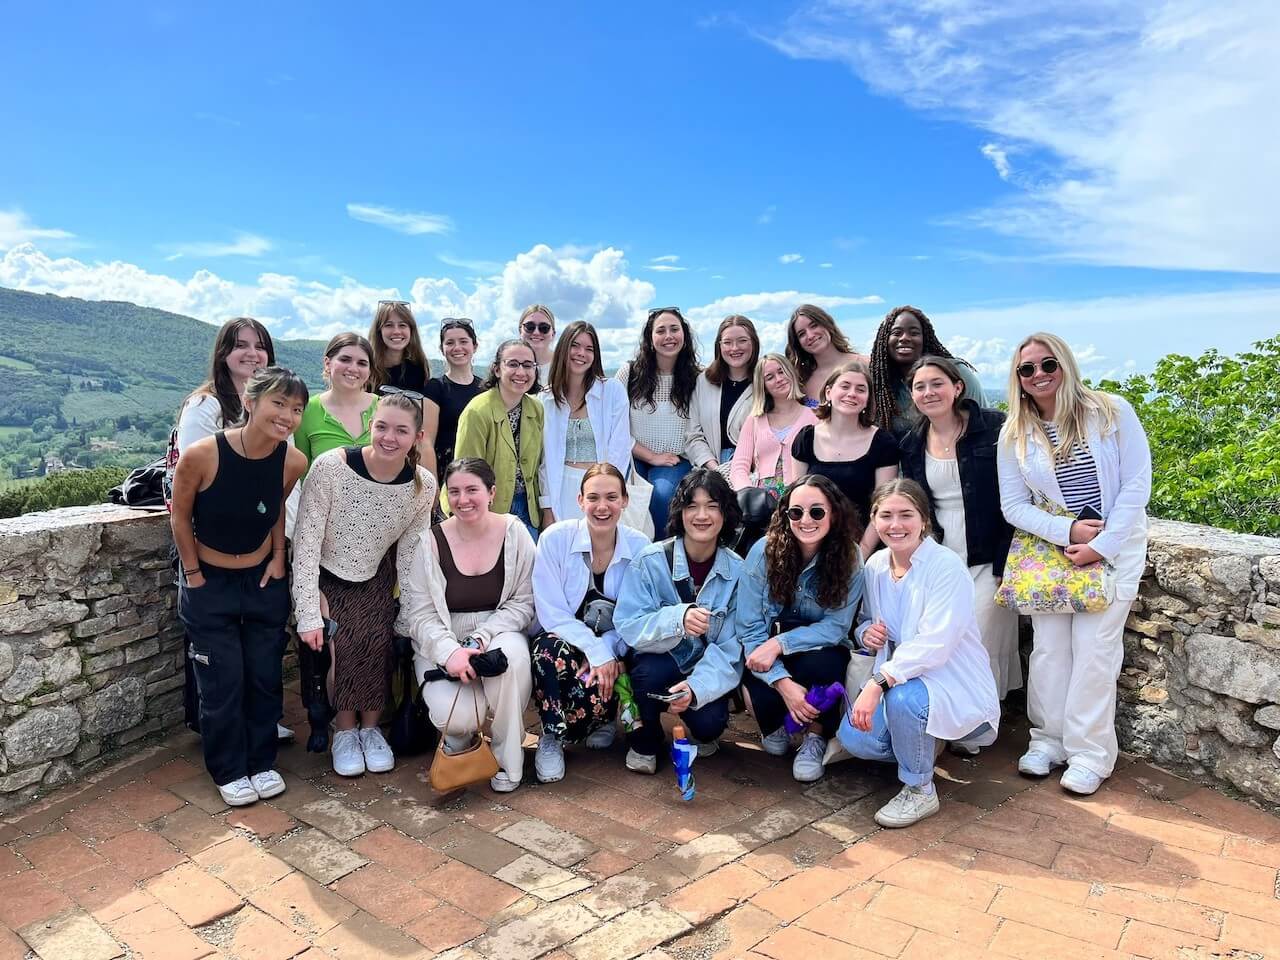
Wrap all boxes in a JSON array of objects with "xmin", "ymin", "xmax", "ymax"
[{"xmin": 294, "ymin": 333, "xmax": 380, "ymax": 473}]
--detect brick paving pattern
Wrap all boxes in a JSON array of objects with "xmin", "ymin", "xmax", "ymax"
[{"xmin": 2, "ymin": 696, "xmax": 1278, "ymax": 960}]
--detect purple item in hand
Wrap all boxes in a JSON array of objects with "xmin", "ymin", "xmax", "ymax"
[{"xmin": 784, "ymin": 681, "xmax": 846, "ymax": 734}]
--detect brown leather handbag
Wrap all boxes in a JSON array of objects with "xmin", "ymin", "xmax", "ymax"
[{"xmin": 428, "ymin": 682, "xmax": 499, "ymax": 792}]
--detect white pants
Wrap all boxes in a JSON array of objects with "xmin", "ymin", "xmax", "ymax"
[
  {"xmin": 554, "ymin": 464, "xmax": 587, "ymax": 524},
  {"xmin": 423, "ymin": 629, "xmax": 532, "ymax": 782},
  {"xmin": 972, "ymin": 563, "xmax": 1022, "ymax": 698},
  {"xmin": 1027, "ymin": 598, "xmax": 1133, "ymax": 778}
]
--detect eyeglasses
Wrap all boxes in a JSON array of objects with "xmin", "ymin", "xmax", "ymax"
[
  {"xmin": 786, "ymin": 505, "xmax": 828, "ymax": 522},
  {"xmin": 522, "ymin": 321, "xmax": 552, "ymax": 335},
  {"xmin": 1016, "ymin": 358, "xmax": 1060, "ymax": 379},
  {"xmin": 647, "ymin": 306, "xmax": 684, "ymax": 321},
  {"xmin": 378, "ymin": 385, "xmax": 425, "ymax": 402},
  {"xmin": 502, "ymin": 360, "xmax": 536, "ymax": 371}
]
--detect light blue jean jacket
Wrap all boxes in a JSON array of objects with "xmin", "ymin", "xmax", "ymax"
[
  {"xmin": 736, "ymin": 537, "xmax": 863, "ymax": 686},
  {"xmin": 615, "ymin": 537, "xmax": 744, "ymax": 707}
]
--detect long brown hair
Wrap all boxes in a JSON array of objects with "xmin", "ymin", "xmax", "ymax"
[
  {"xmin": 815, "ymin": 359, "xmax": 875, "ymax": 426},
  {"xmin": 704, "ymin": 315, "xmax": 760, "ymax": 387},
  {"xmin": 368, "ymin": 301, "xmax": 427, "ymax": 387},
  {"xmin": 374, "ymin": 392, "xmax": 425, "ymax": 493},
  {"xmin": 785, "ymin": 304, "xmax": 855, "ymax": 383},
  {"xmin": 186, "ymin": 317, "xmax": 276, "ymax": 425},
  {"xmin": 322, "ymin": 332, "xmax": 377, "ymax": 392},
  {"xmin": 548, "ymin": 321, "xmax": 605, "ymax": 407},
  {"xmin": 627, "ymin": 308, "xmax": 699, "ymax": 417},
  {"xmin": 764, "ymin": 475, "xmax": 862, "ymax": 608}
]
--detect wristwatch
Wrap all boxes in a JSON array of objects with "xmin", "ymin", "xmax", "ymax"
[{"xmin": 870, "ymin": 672, "xmax": 891, "ymax": 693}]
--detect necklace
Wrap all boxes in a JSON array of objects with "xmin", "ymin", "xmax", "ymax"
[{"xmin": 931, "ymin": 418, "xmax": 964, "ymax": 454}]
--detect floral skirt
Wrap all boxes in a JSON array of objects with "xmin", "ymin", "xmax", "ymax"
[{"xmin": 530, "ymin": 632, "xmax": 617, "ymax": 742}]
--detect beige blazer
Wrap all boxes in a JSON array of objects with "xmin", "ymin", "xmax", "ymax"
[{"xmin": 685, "ymin": 373, "xmax": 754, "ymax": 467}]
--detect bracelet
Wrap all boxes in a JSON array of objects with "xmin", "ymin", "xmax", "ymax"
[{"xmin": 184, "ymin": 568, "xmax": 202, "ymax": 581}]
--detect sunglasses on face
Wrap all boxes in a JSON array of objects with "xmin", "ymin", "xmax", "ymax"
[
  {"xmin": 522, "ymin": 321, "xmax": 552, "ymax": 335},
  {"xmin": 786, "ymin": 505, "xmax": 828, "ymax": 522},
  {"xmin": 1016, "ymin": 358, "xmax": 1060, "ymax": 379},
  {"xmin": 378, "ymin": 385, "xmax": 425, "ymax": 402}
]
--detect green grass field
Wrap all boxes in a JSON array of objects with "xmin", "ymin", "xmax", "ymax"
[
  {"xmin": 0, "ymin": 355, "xmax": 37, "ymax": 371},
  {"xmin": 61, "ymin": 383, "xmax": 188, "ymax": 423},
  {"xmin": 0, "ymin": 426, "xmax": 29, "ymax": 438}
]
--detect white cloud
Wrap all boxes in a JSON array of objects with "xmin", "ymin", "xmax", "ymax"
[
  {"xmin": 819, "ymin": 262, "xmax": 834, "ymax": 269},
  {"xmin": 980, "ymin": 142, "xmax": 1011, "ymax": 180},
  {"xmin": 346, "ymin": 203, "xmax": 453, "ymax": 236},
  {"xmin": 761, "ymin": 0, "xmax": 1280, "ymax": 273},
  {"xmin": 164, "ymin": 232, "xmax": 272, "ymax": 260},
  {"xmin": 757, "ymin": 205, "xmax": 777, "ymax": 225},
  {"xmin": 0, "ymin": 210, "xmax": 76, "ymax": 249},
  {"xmin": 437, "ymin": 253, "xmax": 504, "ymax": 274},
  {"xmin": 651, "ymin": 254, "xmax": 680, "ymax": 263},
  {"xmin": 779, "ymin": 253, "xmax": 804, "ymax": 264},
  {"xmin": 646, "ymin": 254, "xmax": 687, "ymax": 273}
]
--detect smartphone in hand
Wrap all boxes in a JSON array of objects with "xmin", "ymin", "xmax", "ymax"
[
  {"xmin": 1077, "ymin": 505, "xmax": 1103, "ymax": 522},
  {"xmin": 647, "ymin": 691, "xmax": 683, "ymax": 703}
]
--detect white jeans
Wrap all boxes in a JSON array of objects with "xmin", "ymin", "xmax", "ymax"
[
  {"xmin": 1027, "ymin": 599, "xmax": 1133, "ymax": 778},
  {"xmin": 423, "ymin": 628, "xmax": 532, "ymax": 783}
]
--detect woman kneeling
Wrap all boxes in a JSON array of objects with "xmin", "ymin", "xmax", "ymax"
[
  {"xmin": 401, "ymin": 458, "xmax": 536, "ymax": 792},
  {"xmin": 738, "ymin": 475, "xmax": 863, "ymax": 782},
  {"xmin": 838, "ymin": 480, "xmax": 999, "ymax": 827},
  {"xmin": 531, "ymin": 463, "xmax": 652, "ymax": 782}
]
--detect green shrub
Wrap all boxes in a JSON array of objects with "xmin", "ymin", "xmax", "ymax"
[{"xmin": 0, "ymin": 467, "xmax": 128, "ymax": 519}]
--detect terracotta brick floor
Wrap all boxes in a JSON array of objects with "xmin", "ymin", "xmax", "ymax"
[{"xmin": 2, "ymin": 694, "xmax": 1279, "ymax": 960}]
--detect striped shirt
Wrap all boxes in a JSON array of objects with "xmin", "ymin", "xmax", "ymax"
[{"xmin": 1042, "ymin": 422, "xmax": 1103, "ymax": 515}]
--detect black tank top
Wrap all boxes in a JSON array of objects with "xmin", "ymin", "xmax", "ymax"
[{"xmin": 192, "ymin": 432, "xmax": 286, "ymax": 555}]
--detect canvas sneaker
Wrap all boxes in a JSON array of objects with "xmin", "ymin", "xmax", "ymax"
[
  {"xmin": 489, "ymin": 771, "xmax": 520, "ymax": 793},
  {"xmin": 874, "ymin": 784, "xmax": 941, "ymax": 828},
  {"xmin": 276, "ymin": 723, "xmax": 295, "ymax": 742},
  {"xmin": 792, "ymin": 733, "xmax": 827, "ymax": 782},
  {"xmin": 692, "ymin": 737, "xmax": 719, "ymax": 758},
  {"xmin": 761, "ymin": 727, "xmax": 791, "ymax": 756},
  {"xmin": 331, "ymin": 729, "xmax": 365, "ymax": 777},
  {"xmin": 625, "ymin": 749, "xmax": 657, "ymax": 775},
  {"xmin": 249, "ymin": 770, "xmax": 286, "ymax": 800},
  {"xmin": 535, "ymin": 734, "xmax": 566, "ymax": 783},
  {"xmin": 218, "ymin": 776, "xmax": 259, "ymax": 807},
  {"xmin": 1017, "ymin": 748, "xmax": 1060, "ymax": 777},
  {"xmin": 359, "ymin": 727, "xmax": 395, "ymax": 773}
]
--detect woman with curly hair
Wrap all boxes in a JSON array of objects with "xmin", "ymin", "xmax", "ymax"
[
  {"xmin": 868, "ymin": 305, "xmax": 987, "ymax": 436},
  {"xmin": 785, "ymin": 304, "xmax": 867, "ymax": 406},
  {"xmin": 736, "ymin": 475, "xmax": 864, "ymax": 782},
  {"xmin": 615, "ymin": 307, "xmax": 701, "ymax": 533}
]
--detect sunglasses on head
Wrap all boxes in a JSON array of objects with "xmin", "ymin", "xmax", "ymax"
[
  {"xmin": 378, "ymin": 385, "xmax": 425, "ymax": 402},
  {"xmin": 786, "ymin": 505, "xmax": 828, "ymax": 522},
  {"xmin": 1016, "ymin": 358, "xmax": 1060, "ymax": 378},
  {"xmin": 441, "ymin": 318, "xmax": 475, "ymax": 333},
  {"xmin": 378, "ymin": 299, "xmax": 410, "ymax": 306},
  {"xmin": 647, "ymin": 306, "xmax": 684, "ymax": 321},
  {"xmin": 522, "ymin": 321, "xmax": 552, "ymax": 335}
]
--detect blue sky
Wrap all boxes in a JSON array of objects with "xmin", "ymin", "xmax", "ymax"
[{"xmin": 2, "ymin": 1, "xmax": 1276, "ymax": 381}]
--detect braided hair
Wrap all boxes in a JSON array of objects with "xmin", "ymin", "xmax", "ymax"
[{"xmin": 869, "ymin": 305, "xmax": 961, "ymax": 431}]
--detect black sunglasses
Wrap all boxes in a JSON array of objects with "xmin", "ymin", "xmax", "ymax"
[
  {"xmin": 647, "ymin": 306, "xmax": 684, "ymax": 321},
  {"xmin": 1016, "ymin": 358, "xmax": 1060, "ymax": 378},
  {"xmin": 522, "ymin": 321, "xmax": 553, "ymax": 335},
  {"xmin": 786, "ymin": 505, "xmax": 828, "ymax": 522},
  {"xmin": 378, "ymin": 385, "xmax": 425, "ymax": 402},
  {"xmin": 441, "ymin": 317, "xmax": 475, "ymax": 332},
  {"xmin": 378, "ymin": 299, "xmax": 410, "ymax": 306}
]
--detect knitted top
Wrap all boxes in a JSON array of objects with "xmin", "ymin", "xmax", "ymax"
[
  {"xmin": 291, "ymin": 448, "xmax": 436, "ymax": 634},
  {"xmin": 615, "ymin": 363, "xmax": 689, "ymax": 457}
]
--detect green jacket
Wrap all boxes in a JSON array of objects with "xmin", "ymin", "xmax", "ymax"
[{"xmin": 450, "ymin": 388, "xmax": 545, "ymax": 527}]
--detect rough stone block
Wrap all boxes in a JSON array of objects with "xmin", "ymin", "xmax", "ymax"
[
  {"xmin": 1255, "ymin": 705, "xmax": 1280, "ymax": 730},
  {"xmin": 36, "ymin": 629, "xmax": 71, "ymax": 650},
  {"xmin": 92, "ymin": 595, "xmax": 134, "ymax": 616},
  {"xmin": 1186, "ymin": 633, "xmax": 1280, "ymax": 704},
  {"xmin": 79, "ymin": 677, "xmax": 146, "ymax": 736},
  {"xmin": 71, "ymin": 613, "xmax": 117, "ymax": 639},
  {"xmin": 1, "ymin": 654, "xmax": 43, "ymax": 702},
  {"xmin": 0, "ymin": 599, "xmax": 88, "ymax": 634},
  {"xmin": 83, "ymin": 625, "xmax": 141, "ymax": 655},
  {"xmin": 45, "ymin": 647, "xmax": 82, "ymax": 686},
  {"xmin": 0, "ymin": 640, "xmax": 13, "ymax": 682},
  {"xmin": 0, "ymin": 761, "xmax": 50, "ymax": 792},
  {"xmin": 124, "ymin": 639, "xmax": 160, "ymax": 664},
  {"xmin": 84, "ymin": 650, "xmax": 124, "ymax": 674},
  {"xmin": 61, "ymin": 681, "xmax": 90, "ymax": 701},
  {"xmin": 2, "ymin": 705, "xmax": 80, "ymax": 765}
]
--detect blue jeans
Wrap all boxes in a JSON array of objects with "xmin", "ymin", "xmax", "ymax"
[
  {"xmin": 510, "ymin": 489, "xmax": 539, "ymax": 542},
  {"xmin": 836, "ymin": 678, "xmax": 991, "ymax": 788},
  {"xmin": 635, "ymin": 458, "xmax": 692, "ymax": 537}
]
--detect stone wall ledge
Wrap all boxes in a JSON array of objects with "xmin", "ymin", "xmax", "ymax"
[{"xmin": 2, "ymin": 505, "xmax": 1279, "ymax": 810}]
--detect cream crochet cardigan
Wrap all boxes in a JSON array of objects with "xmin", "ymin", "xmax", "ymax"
[
  {"xmin": 400, "ymin": 514, "xmax": 537, "ymax": 671},
  {"xmin": 290, "ymin": 448, "xmax": 436, "ymax": 635}
]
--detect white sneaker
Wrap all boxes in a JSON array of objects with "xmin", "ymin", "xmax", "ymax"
[
  {"xmin": 359, "ymin": 727, "xmax": 395, "ymax": 774},
  {"xmin": 948, "ymin": 739, "xmax": 981, "ymax": 757},
  {"xmin": 218, "ymin": 777, "xmax": 259, "ymax": 807},
  {"xmin": 584, "ymin": 724, "xmax": 616, "ymax": 749},
  {"xmin": 761, "ymin": 727, "xmax": 791, "ymax": 756},
  {"xmin": 490, "ymin": 772, "xmax": 520, "ymax": 793},
  {"xmin": 276, "ymin": 723, "xmax": 295, "ymax": 742},
  {"xmin": 249, "ymin": 770, "xmax": 286, "ymax": 800},
  {"xmin": 331, "ymin": 729, "xmax": 365, "ymax": 777},
  {"xmin": 625, "ymin": 749, "xmax": 657, "ymax": 775},
  {"xmin": 874, "ymin": 784, "xmax": 941, "ymax": 828},
  {"xmin": 1060, "ymin": 765, "xmax": 1104, "ymax": 796},
  {"xmin": 1017, "ymin": 748, "xmax": 1061, "ymax": 777},
  {"xmin": 792, "ymin": 733, "xmax": 827, "ymax": 782},
  {"xmin": 535, "ymin": 734, "xmax": 566, "ymax": 783}
]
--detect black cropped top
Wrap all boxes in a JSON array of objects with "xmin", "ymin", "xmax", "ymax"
[{"xmin": 192, "ymin": 432, "xmax": 286, "ymax": 555}]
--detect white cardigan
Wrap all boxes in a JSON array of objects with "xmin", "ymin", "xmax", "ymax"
[
  {"xmin": 537, "ymin": 378, "xmax": 633, "ymax": 510},
  {"xmin": 859, "ymin": 538, "xmax": 1001, "ymax": 741},
  {"xmin": 997, "ymin": 394, "xmax": 1151, "ymax": 601},
  {"xmin": 400, "ymin": 515, "xmax": 537, "ymax": 679},
  {"xmin": 685, "ymin": 373, "xmax": 754, "ymax": 467},
  {"xmin": 532, "ymin": 518, "xmax": 652, "ymax": 667}
]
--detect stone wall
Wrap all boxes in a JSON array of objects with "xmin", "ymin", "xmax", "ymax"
[
  {"xmin": 1, "ymin": 507, "xmax": 1278, "ymax": 810},
  {"xmin": 0, "ymin": 505, "xmax": 182, "ymax": 811},
  {"xmin": 1119, "ymin": 519, "xmax": 1280, "ymax": 806}
]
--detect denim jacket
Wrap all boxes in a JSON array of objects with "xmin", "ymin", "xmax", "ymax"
[
  {"xmin": 615, "ymin": 537, "xmax": 744, "ymax": 707},
  {"xmin": 736, "ymin": 537, "xmax": 863, "ymax": 686}
]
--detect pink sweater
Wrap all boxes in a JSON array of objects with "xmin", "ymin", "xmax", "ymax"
[{"xmin": 730, "ymin": 407, "xmax": 819, "ymax": 490}]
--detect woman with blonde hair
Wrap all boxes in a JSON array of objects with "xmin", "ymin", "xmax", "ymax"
[
  {"xmin": 538, "ymin": 321, "xmax": 632, "ymax": 523},
  {"xmin": 686, "ymin": 315, "xmax": 759, "ymax": 472},
  {"xmin": 785, "ymin": 304, "xmax": 867, "ymax": 405},
  {"xmin": 519, "ymin": 304, "xmax": 558, "ymax": 382},
  {"xmin": 728, "ymin": 353, "xmax": 816, "ymax": 497},
  {"xmin": 997, "ymin": 332, "xmax": 1151, "ymax": 795}
]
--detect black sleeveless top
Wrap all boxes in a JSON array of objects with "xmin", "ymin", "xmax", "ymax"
[
  {"xmin": 432, "ymin": 525, "xmax": 505, "ymax": 614},
  {"xmin": 192, "ymin": 432, "xmax": 286, "ymax": 555}
]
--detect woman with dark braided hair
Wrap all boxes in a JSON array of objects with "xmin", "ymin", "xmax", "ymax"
[
  {"xmin": 868, "ymin": 305, "xmax": 987, "ymax": 437},
  {"xmin": 737, "ymin": 475, "xmax": 863, "ymax": 782},
  {"xmin": 785, "ymin": 304, "xmax": 867, "ymax": 406}
]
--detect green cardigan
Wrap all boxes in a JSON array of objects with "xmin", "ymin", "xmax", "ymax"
[{"xmin": 450, "ymin": 388, "xmax": 545, "ymax": 527}]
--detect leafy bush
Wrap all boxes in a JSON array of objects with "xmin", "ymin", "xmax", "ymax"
[
  {"xmin": 0, "ymin": 467, "xmax": 128, "ymax": 519},
  {"xmin": 1099, "ymin": 337, "xmax": 1280, "ymax": 537}
]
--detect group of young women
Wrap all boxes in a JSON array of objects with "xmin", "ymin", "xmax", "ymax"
[{"xmin": 167, "ymin": 299, "xmax": 1151, "ymax": 828}]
